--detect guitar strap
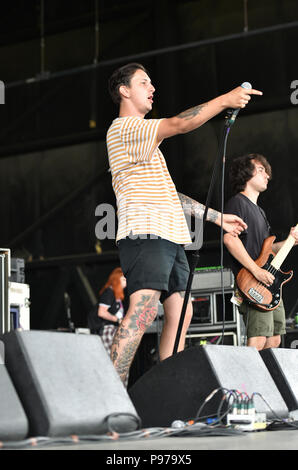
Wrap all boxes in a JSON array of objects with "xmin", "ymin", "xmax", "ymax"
[{"xmin": 257, "ymin": 205, "xmax": 271, "ymax": 234}]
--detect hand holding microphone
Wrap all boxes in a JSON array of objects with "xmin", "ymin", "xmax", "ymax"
[{"xmin": 224, "ymin": 82, "xmax": 263, "ymax": 126}]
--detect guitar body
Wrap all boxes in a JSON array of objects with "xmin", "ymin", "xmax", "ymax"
[{"xmin": 236, "ymin": 236, "xmax": 293, "ymax": 311}]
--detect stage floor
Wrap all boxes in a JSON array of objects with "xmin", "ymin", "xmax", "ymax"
[{"xmin": 5, "ymin": 426, "xmax": 298, "ymax": 452}]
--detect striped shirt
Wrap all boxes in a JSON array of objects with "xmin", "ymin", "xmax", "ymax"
[{"xmin": 106, "ymin": 116, "xmax": 192, "ymax": 245}]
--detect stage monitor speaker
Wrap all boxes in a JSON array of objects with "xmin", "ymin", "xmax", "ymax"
[
  {"xmin": 1, "ymin": 330, "xmax": 140, "ymax": 437},
  {"xmin": 283, "ymin": 330, "xmax": 298, "ymax": 349},
  {"xmin": 129, "ymin": 345, "xmax": 288, "ymax": 427},
  {"xmin": 260, "ymin": 348, "xmax": 298, "ymax": 413},
  {"xmin": 0, "ymin": 363, "xmax": 28, "ymax": 441}
]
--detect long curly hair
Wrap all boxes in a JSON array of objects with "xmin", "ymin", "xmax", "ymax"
[
  {"xmin": 99, "ymin": 267, "xmax": 125, "ymax": 300},
  {"xmin": 229, "ymin": 153, "xmax": 272, "ymax": 195}
]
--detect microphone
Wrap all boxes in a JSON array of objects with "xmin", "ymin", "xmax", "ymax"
[
  {"xmin": 226, "ymin": 81, "xmax": 252, "ymax": 127},
  {"xmin": 64, "ymin": 292, "xmax": 75, "ymax": 331},
  {"xmin": 64, "ymin": 292, "xmax": 70, "ymax": 309}
]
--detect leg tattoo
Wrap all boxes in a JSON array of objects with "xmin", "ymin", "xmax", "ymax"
[{"xmin": 111, "ymin": 292, "xmax": 160, "ymax": 383}]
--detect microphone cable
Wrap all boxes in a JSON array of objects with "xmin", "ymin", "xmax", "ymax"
[
  {"xmin": 219, "ymin": 124, "xmax": 230, "ymax": 345},
  {"xmin": 219, "ymin": 82, "xmax": 252, "ymax": 345}
]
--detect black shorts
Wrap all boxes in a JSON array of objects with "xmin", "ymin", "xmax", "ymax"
[{"xmin": 118, "ymin": 236, "xmax": 190, "ymax": 302}]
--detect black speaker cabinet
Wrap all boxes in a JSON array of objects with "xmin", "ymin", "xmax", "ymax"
[
  {"xmin": 1, "ymin": 330, "xmax": 140, "ymax": 437},
  {"xmin": 260, "ymin": 348, "xmax": 298, "ymax": 413},
  {"xmin": 129, "ymin": 345, "xmax": 288, "ymax": 427}
]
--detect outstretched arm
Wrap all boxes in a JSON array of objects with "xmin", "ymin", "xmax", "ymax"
[
  {"xmin": 178, "ymin": 193, "xmax": 247, "ymax": 237},
  {"xmin": 157, "ymin": 86, "xmax": 263, "ymax": 142}
]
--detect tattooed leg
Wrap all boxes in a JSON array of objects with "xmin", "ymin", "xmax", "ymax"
[
  {"xmin": 110, "ymin": 289, "xmax": 160, "ymax": 384},
  {"xmin": 159, "ymin": 291, "xmax": 193, "ymax": 361}
]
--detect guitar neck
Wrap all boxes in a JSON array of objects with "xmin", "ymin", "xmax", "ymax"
[{"xmin": 270, "ymin": 224, "xmax": 298, "ymax": 270}]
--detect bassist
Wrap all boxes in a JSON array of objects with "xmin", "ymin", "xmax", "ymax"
[{"xmin": 224, "ymin": 154, "xmax": 298, "ymax": 351}]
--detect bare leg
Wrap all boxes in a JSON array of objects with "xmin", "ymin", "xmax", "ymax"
[
  {"xmin": 110, "ymin": 289, "xmax": 160, "ymax": 384},
  {"xmin": 159, "ymin": 291, "xmax": 193, "ymax": 361},
  {"xmin": 247, "ymin": 336, "xmax": 266, "ymax": 350},
  {"xmin": 247, "ymin": 334, "xmax": 281, "ymax": 350},
  {"xmin": 264, "ymin": 335, "xmax": 281, "ymax": 349}
]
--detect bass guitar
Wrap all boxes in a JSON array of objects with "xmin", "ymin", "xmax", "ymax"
[{"xmin": 236, "ymin": 225, "xmax": 297, "ymax": 311}]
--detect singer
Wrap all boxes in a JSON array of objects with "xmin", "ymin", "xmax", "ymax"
[{"xmin": 106, "ymin": 62, "xmax": 262, "ymax": 384}]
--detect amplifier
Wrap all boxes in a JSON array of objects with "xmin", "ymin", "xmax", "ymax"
[
  {"xmin": 191, "ymin": 290, "xmax": 236, "ymax": 325},
  {"xmin": 191, "ymin": 266, "xmax": 234, "ymax": 292},
  {"xmin": 0, "ymin": 248, "xmax": 10, "ymax": 334},
  {"xmin": 10, "ymin": 258, "xmax": 25, "ymax": 283},
  {"xmin": 185, "ymin": 331, "xmax": 237, "ymax": 347},
  {"xmin": 9, "ymin": 282, "xmax": 30, "ymax": 330}
]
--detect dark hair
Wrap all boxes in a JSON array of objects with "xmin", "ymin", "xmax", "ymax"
[
  {"xmin": 229, "ymin": 153, "xmax": 272, "ymax": 195},
  {"xmin": 108, "ymin": 62, "xmax": 148, "ymax": 105}
]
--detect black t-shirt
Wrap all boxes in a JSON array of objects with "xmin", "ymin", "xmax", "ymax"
[
  {"xmin": 224, "ymin": 193, "xmax": 271, "ymax": 277},
  {"xmin": 87, "ymin": 287, "xmax": 123, "ymax": 333},
  {"xmin": 99, "ymin": 287, "xmax": 123, "ymax": 317}
]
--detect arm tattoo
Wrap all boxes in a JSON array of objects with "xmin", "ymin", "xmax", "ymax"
[
  {"xmin": 178, "ymin": 193, "xmax": 204, "ymax": 218},
  {"xmin": 177, "ymin": 103, "xmax": 208, "ymax": 121},
  {"xmin": 178, "ymin": 192, "xmax": 219, "ymax": 224},
  {"xmin": 207, "ymin": 208, "xmax": 219, "ymax": 224}
]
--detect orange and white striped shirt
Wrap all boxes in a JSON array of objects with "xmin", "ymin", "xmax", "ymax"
[{"xmin": 106, "ymin": 116, "xmax": 191, "ymax": 245}]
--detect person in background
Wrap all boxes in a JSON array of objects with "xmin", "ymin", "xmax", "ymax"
[
  {"xmin": 224, "ymin": 153, "xmax": 298, "ymax": 350},
  {"xmin": 88, "ymin": 267, "xmax": 127, "ymax": 355}
]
